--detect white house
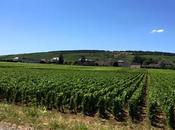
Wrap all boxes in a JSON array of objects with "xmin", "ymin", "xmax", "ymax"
[
  {"xmin": 50, "ymin": 57, "xmax": 59, "ymax": 63},
  {"xmin": 12, "ymin": 57, "xmax": 19, "ymax": 62}
]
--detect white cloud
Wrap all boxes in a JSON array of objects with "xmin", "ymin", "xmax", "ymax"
[{"xmin": 151, "ymin": 29, "xmax": 164, "ymax": 33}]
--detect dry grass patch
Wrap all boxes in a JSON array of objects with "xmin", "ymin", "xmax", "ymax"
[{"xmin": 0, "ymin": 103, "xmax": 169, "ymax": 130}]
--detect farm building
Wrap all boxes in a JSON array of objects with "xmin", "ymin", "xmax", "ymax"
[
  {"xmin": 50, "ymin": 57, "xmax": 59, "ymax": 63},
  {"xmin": 112, "ymin": 60, "xmax": 129, "ymax": 67},
  {"xmin": 12, "ymin": 57, "xmax": 19, "ymax": 62},
  {"xmin": 52, "ymin": 57, "xmax": 59, "ymax": 61},
  {"xmin": 40, "ymin": 59, "xmax": 49, "ymax": 63},
  {"xmin": 76, "ymin": 58, "xmax": 97, "ymax": 66}
]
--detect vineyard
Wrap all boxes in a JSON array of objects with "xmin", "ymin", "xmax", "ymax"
[{"xmin": 0, "ymin": 62, "xmax": 175, "ymax": 129}]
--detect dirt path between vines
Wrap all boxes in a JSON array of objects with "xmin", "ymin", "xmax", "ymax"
[
  {"xmin": 147, "ymin": 75, "xmax": 167, "ymax": 129},
  {"xmin": 136, "ymin": 74, "xmax": 147, "ymax": 123}
]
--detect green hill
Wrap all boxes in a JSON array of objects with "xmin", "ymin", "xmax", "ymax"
[{"xmin": 0, "ymin": 50, "xmax": 175, "ymax": 67}]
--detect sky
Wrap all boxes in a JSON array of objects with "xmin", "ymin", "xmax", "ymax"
[{"xmin": 0, "ymin": 0, "xmax": 175, "ymax": 55}]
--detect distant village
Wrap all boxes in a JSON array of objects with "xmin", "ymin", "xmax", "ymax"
[
  {"xmin": 4, "ymin": 55, "xmax": 141, "ymax": 68},
  {"xmin": 6, "ymin": 55, "xmax": 142, "ymax": 68}
]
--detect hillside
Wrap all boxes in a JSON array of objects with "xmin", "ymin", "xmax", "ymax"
[{"xmin": 0, "ymin": 50, "xmax": 175, "ymax": 67}]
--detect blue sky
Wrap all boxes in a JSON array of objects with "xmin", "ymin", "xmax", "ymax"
[{"xmin": 0, "ymin": 0, "xmax": 175, "ymax": 55}]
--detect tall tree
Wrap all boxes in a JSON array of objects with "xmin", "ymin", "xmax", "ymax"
[
  {"xmin": 80, "ymin": 56, "xmax": 86, "ymax": 64},
  {"xmin": 132, "ymin": 55, "xmax": 145, "ymax": 65},
  {"xmin": 59, "ymin": 54, "xmax": 64, "ymax": 64}
]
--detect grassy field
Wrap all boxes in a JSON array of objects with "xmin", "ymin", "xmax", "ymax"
[
  {"xmin": 0, "ymin": 62, "xmax": 123, "ymax": 71},
  {"xmin": 0, "ymin": 62, "xmax": 175, "ymax": 130}
]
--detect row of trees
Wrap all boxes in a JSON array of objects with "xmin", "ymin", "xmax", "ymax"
[
  {"xmin": 132, "ymin": 55, "xmax": 158, "ymax": 65},
  {"xmin": 132, "ymin": 55, "xmax": 175, "ymax": 69}
]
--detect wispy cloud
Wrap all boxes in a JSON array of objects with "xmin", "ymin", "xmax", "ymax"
[{"xmin": 151, "ymin": 29, "xmax": 164, "ymax": 33}]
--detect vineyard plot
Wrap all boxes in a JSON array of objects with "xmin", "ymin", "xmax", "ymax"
[
  {"xmin": 148, "ymin": 70, "xmax": 175, "ymax": 129},
  {"xmin": 0, "ymin": 63, "xmax": 175, "ymax": 129},
  {"xmin": 0, "ymin": 66, "xmax": 147, "ymax": 120}
]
